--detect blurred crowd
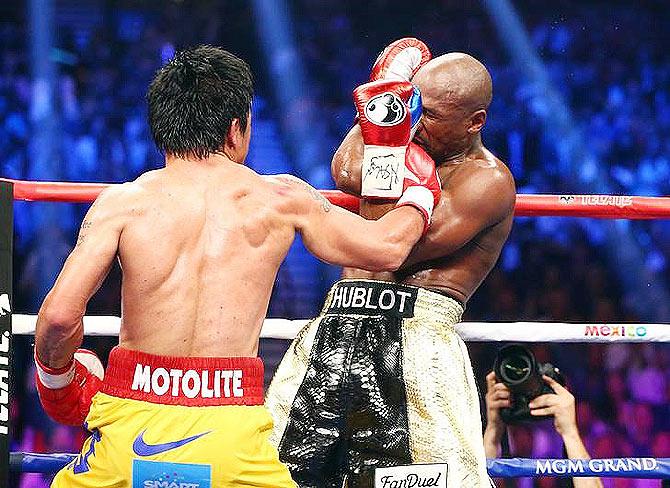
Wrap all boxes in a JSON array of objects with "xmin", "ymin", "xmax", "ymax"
[{"xmin": 2, "ymin": 1, "xmax": 669, "ymax": 486}]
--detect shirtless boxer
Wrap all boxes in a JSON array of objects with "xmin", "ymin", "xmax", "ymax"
[
  {"xmin": 267, "ymin": 40, "xmax": 516, "ymax": 487},
  {"xmin": 32, "ymin": 45, "xmax": 443, "ymax": 488}
]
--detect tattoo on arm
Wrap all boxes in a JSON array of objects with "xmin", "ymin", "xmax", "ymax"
[
  {"xmin": 308, "ymin": 186, "xmax": 332, "ymax": 213},
  {"xmin": 285, "ymin": 178, "xmax": 332, "ymax": 212},
  {"xmin": 76, "ymin": 220, "xmax": 93, "ymax": 247}
]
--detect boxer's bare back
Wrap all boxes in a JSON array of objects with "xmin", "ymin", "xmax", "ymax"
[
  {"xmin": 36, "ymin": 156, "xmax": 427, "ymax": 367},
  {"xmin": 333, "ymin": 54, "xmax": 516, "ymax": 304}
]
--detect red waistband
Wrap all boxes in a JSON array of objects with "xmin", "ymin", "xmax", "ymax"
[{"xmin": 100, "ymin": 347, "xmax": 264, "ymax": 406}]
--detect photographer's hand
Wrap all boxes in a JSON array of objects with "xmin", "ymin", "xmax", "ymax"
[
  {"xmin": 530, "ymin": 375, "xmax": 603, "ymax": 488},
  {"xmin": 483, "ymin": 371, "xmax": 510, "ymax": 458},
  {"xmin": 529, "ymin": 375, "xmax": 578, "ymax": 438}
]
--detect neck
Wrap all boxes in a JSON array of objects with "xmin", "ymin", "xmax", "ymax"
[
  {"xmin": 440, "ymin": 133, "xmax": 483, "ymax": 166},
  {"xmin": 165, "ymin": 152, "xmax": 239, "ymax": 168}
]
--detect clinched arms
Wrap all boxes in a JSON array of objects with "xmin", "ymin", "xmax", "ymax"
[
  {"xmin": 278, "ymin": 68, "xmax": 442, "ymax": 270},
  {"xmin": 275, "ymin": 164, "xmax": 439, "ymax": 272}
]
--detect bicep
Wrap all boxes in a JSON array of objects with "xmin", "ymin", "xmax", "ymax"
[{"xmin": 402, "ymin": 175, "xmax": 515, "ymax": 266}]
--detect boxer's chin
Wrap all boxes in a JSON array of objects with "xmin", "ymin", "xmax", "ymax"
[
  {"xmin": 413, "ymin": 137, "xmax": 433, "ymax": 159},
  {"xmin": 413, "ymin": 135, "xmax": 426, "ymax": 150}
]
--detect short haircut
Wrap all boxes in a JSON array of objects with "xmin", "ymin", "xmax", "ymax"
[{"xmin": 147, "ymin": 45, "xmax": 253, "ymax": 160}]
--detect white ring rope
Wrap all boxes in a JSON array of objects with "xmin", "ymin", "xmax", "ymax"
[{"xmin": 10, "ymin": 314, "xmax": 669, "ymax": 342}]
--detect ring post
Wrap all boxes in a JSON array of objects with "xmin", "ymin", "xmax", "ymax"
[{"xmin": 0, "ymin": 180, "xmax": 13, "ymax": 486}]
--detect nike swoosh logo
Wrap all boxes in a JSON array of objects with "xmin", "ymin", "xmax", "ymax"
[{"xmin": 132, "ymin": 430, "xmax": 210, "ymax": 457}]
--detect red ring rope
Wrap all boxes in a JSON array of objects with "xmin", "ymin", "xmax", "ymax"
[{"xmin": 2, "ymin": 178, "xmax": 670, "ymax": 219}]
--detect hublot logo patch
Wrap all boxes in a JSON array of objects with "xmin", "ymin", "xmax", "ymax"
[{"xmin": 327, "ymin": 281, "xmax": 418, "ymax": 318}]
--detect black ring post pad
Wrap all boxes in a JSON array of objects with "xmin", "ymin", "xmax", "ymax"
[{"xmin": 0, "ymin": 180, "xmax": 13, "ymax": 487}]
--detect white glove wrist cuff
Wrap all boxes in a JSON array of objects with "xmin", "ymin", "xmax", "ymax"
[
  {"xmin": 396, "ymin": 185, "xmax": 434, "ymax": 232},
  {"xmin": 35, "ymin": 355, "xmax": 75, "ymax": 389}
]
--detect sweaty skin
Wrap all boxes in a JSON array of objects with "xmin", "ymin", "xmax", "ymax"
[
  {"xmin": 35, "ymin": 154, "xmax": 426, "ymax": 368},
  {"xmin": 332, "ymin": 53, "xmax": 516, "ymax": 304}
]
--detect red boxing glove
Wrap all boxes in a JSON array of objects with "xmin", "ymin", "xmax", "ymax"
[
  {"xmin": 395, "ymin": 142, "xmax": 442, "ymax": 236},
  {"xmin": 370, "ymin": 37, "xmax": 432, "ymax": 82},
  {"xmin": 354, "ymin": 79, "xmax": 421, "ymax": 199},
  {"xmin": 35, "ymin": 349, "xmax": 105, "ymax": 426}
]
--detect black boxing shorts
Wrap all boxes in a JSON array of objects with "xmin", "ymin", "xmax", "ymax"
[{"xmin": 265, "ymin": 279, "xmax": 492, "ymax": 488}]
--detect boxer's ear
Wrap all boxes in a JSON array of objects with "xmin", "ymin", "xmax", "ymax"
[
  {"xmin": 226, "ymin": 118, "xmax": 243, "ymax": 148},
  {"xmin": 468, "ymin": 109, "xmax": 487, "ymax": 134},
  {"xmin": 227, "ymin": 118, "xmax": 240, "ymax": 141},
  {"xmin": 225, "ymin": 113, "xmax": 252, "ymax": 163},
  {"xmin": 228, "ymin": 113, "xmax": 251, "ymax": 142}
]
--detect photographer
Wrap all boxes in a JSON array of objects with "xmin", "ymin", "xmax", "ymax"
[{"xmin": 484, "ymin": 371, "xmax": 603, "ymax": 488}]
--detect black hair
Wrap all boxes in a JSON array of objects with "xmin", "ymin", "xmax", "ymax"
[{"xmin": 147, "ymin": 45, "xmax": 253, "ymax": 160}]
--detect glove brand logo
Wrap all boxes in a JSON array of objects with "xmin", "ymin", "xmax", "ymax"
[
  {"xmin": 133, "ymin": 430, "xmax": 210, "ymax": 457},
  {"xmin": 0, "ymin": 293, "xmax": 10, "ymax": 315},
  {"xmin": 365, "ymin": 92, "xmax": 406, "ymax": 126},
  {"xmin": 375, "ymin": 463, "xmax": 447, "ymax": 488},
  {"xmin": 559, "ymin": 195, "xmax": 575, "ymax": 204}
]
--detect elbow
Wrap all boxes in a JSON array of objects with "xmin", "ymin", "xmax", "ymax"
[
  {"xmin": 35, "ymin": 301, "xmax": 83, "ymax": 367},
  {"xmin": 354, "ymin": 242, "xmax": 406, "ymax": 272},
  {"xmin": 331, "ymin": 168, "xmax": 350, "ymax": 194},
  {"xmin": 385, "ymin": 249, "xmax": 408, "ymax": 272},
  {"xmin": 373, "ymin": 243, "xmax": 409, "ymax": 272},
  {"xmin": 37, "ymin": 302, "xmax": 82, "ymax": 335},
  {"xmin": 364, "ymin": 226, "xmax": 418, "ymax": 272},
  {"xmin": 331, "ymin": 152, "xmax": 360, "ymax": 196}
]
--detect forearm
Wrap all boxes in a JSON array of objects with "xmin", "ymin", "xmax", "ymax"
[
  {"xmin": 376, "ymin": 205, "xmax": 424, "ymax": 243},
  {"xmin": 348, "ymin": 206, "xmax": 424, "ymax": 271},
  {"xmin": 360, "ymin": 200, "xmax": 396, "ymax": 220},
  {"xmin": 562, "ymin": 431, "xmax": 589, "ymax": 459},
  {"xmin": 35, "ymin": 298, "xmax": 84, "ymax": 368},
  {"xmin": 562, "ymin": 432, "xmax": 604, "ymax": 488},
  {"xmin": 483, "ymin": 426, "xmax": 503, "ymax": 458}
]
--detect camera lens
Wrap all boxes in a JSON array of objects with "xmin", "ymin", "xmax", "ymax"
[
  {"xmin": 500, "ymin": 354, "xmax": 531, "ymax": 383},
  {"xmin": 494, "ymin": 344, "xmax": 538, "ymax": 390}
]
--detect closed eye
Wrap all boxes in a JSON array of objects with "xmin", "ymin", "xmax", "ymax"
[{"xmin": 422, "ymin": 108, "xmax": 436, "ymax": 119}]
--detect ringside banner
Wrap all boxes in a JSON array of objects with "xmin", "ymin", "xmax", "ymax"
[{"xmin": 487, "ymin": 457, "xmax": 670, "ymax": 479}]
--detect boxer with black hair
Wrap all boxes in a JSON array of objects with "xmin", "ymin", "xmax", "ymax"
[{"xmin": 34, "ymin": 44, "xmax": 441, "ymax": 488}]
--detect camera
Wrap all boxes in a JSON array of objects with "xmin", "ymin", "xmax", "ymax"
[{"xmin": 493, "ymin": 344, "xmax": 565, "ymax": 424}]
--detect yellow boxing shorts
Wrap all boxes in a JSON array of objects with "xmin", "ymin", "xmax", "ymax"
[{"xmin": 51, "ymin": 346, "xmax": 296, "ymax": 488}]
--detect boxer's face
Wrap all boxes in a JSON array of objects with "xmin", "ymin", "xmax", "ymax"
[
  {"xmin": 412, "ymin": 60, "xmax": 487, "ymax": 164},
  {"xmin": 412, "ymin": 71, "xmax": 472, "ymax": 164}
]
